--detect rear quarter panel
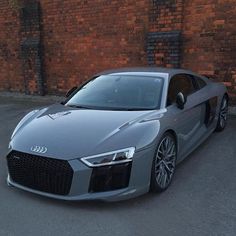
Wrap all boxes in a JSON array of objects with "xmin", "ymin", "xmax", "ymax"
[{"xmin": 156, "ymin": 78, "xmax": 227, "ymax": 163}]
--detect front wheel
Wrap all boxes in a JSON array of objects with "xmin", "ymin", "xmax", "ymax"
[
  {"xmin": 150, "ymin": 133, "xmax": 177, "ymax": 192},
  {"xmin": 215, "ymin": 95, "xmax": 228, "ymax": 132}
]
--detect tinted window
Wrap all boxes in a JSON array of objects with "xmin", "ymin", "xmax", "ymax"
[
  {"xmin": 167, "ymin": 74, "xmax": 195, "ymax": 106},
  {"xmin": 66, "ymin": 75, "xmax": 164, "ymax": 110},
  {"xmin": 195, "ymin": 76, "xmax": 207, "ymax": 89}
]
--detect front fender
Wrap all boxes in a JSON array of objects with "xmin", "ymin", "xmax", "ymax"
[{"xmin": 10, "ymin": 108, "xmax": 47, "ymax": 140}]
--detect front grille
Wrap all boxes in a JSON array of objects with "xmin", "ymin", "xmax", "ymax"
[
  {"xmin": 89, "ymin": 163, "xmax": 132, "ymax": 193},
  {"xmin": 7, "ymin": 151, "xmax": 73, "ymax": 195}
]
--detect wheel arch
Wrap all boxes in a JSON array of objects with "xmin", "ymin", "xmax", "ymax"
[
  {"xmin": 164, "ymin": 129, "xmax": 179, "ymax": 154},
  {"xmin": 224, "ymin": 92, "xmax": 229, "ymax": 102}
]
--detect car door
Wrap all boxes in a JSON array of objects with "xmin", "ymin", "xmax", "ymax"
[{"xmin": 166, "ymin": 73, "xmax": 206, "ymax": 161}]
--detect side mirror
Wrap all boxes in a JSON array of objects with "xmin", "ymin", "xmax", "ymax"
[
  {"xmin": 176, "ymin": 92, "xmax": 187, "ymax": 110},
  {"xmin": 66, "ymin": 86, "xmax": 78, "ymax": 98}
]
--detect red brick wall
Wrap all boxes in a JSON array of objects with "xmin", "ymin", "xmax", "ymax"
[
  {"xmin": 41, "ymin": 0, "xmax": 149, "ymax": 94},
  {"xmin": 149, "ymin": 0, "xmax": 184, "ymax": 32},
  {"xmin": 0, "ymin": 0, "xmax": 235, "ymax": 104},
  {"xmin": 182, "ymin": 0, "xmax": 236, "ymax": 103},
  {"xmin": 0, "ymin": 1, "xmax": 24, "ymax": 92},
  {"xmin": 147, "ymin": 0, "xmax": 184, "ymax": 67}
]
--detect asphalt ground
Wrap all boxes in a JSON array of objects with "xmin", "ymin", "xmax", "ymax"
[{"xmin": 0, "ymin": 96, "xmax": 236, "ymax": 236}]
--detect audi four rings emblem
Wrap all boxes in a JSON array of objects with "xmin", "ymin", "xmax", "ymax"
[{"xmin": 31, "ymin": 145, "xmax": 48, "ymax": 154}]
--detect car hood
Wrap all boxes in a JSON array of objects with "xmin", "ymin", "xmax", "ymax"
[{"xmin": 10, "ymin": 104, "xmax": 161, "ymax": 160}]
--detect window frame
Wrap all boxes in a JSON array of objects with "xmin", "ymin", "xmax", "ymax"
[
  {"xmin": 193, "ymin": 75, "xmax": 207, "ymax": 90},
  {"xmin": 166, "ymin": 73, "xmax": 198, "ymax": 107},
  {"xmin": 65, "ymin": 74, "xmax": 165, "ymax": 111}
]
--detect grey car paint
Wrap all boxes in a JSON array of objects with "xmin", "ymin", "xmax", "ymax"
[{"xmin": 7, "ymin": 68, "xmax": 227, "ymax": 201}]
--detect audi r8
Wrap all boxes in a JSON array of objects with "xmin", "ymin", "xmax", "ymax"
[{"xmin": 6, "ymin": 67, "xmax": 228, "ymax": 201}]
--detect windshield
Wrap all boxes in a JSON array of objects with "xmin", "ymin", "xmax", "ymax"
[{"xmin": 65, "ymin": 75, "xmax": 164, "ymax": 110}]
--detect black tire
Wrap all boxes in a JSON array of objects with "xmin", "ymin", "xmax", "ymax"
[
  {"xmin": 150, "ymin": 132, "xmax": 177, "ymax": 192},
  {"xmin": 215, "ymin": 95, "xmax": 228, "ymax": 132}
]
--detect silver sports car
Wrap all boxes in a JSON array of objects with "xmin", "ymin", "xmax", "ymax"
[{"xmin": 6, "ymin": 68, "xmax": 228, "ymax": 201}]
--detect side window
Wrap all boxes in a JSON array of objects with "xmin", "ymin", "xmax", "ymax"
[
  {"xmin": 167, "ymin": 74, "xmax": 196, "ymax": 106},
  {"xmin": 195, "ymin": 76, "xmax": 207, "ymax": 89}
]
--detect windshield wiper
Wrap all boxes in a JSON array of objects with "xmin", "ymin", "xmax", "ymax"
[
  {"xmin": 66, "ymin": 104, "xmax": 154, "ymax": 111},
  {"xmin": 66, "ymin": 104, "xmax": 94, "ymax": 109},
  {"xmin": 110, "ymin": 107, "xmax": 154, "ymax": 111}
]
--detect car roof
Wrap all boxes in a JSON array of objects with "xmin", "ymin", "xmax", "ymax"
[{"xmin": 96, "ymin": 67, "xmax": 201, "ymax": 79}]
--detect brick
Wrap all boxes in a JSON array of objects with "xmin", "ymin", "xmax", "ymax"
[
  {"xmin": 0, "ymin": 0, "xmax": 235, "ymax": 104},
  {"xmin": 182, "ymin": 1, "xmax": 236, "ymax": 102}
]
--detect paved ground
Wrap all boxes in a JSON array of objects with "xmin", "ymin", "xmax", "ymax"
[{"xmin": 0, "ymin": 97, "xmax": 236, "ymax": 236}]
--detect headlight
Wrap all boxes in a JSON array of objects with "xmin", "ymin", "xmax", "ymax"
[{"xmin": 81, "ymin": 147, "xmax": 135, "ymax": 167}]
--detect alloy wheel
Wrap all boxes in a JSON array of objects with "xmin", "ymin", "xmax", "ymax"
[
  {"xmin": 154, "ymin": 135, "xmax": 177, "ymax": 189},
  {"xmin": 219, "ymin": 97, "xmax": 228, "ymax": 129}
]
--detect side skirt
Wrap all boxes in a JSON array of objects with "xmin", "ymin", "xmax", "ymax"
[{"xmin": 176, "ymin": 127, "xmax": 215, "ymax": 165}]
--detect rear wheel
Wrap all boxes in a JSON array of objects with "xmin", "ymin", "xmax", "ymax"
[
  {"xmin": 150, "ymin": 133, "xmax": 177, "ymax": 192},
  {"xmin": 215, "ymin": 95, "xmax": 228, "ymax": 132}
]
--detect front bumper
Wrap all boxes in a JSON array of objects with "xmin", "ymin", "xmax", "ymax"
[{"xmin": 6, "ymin": 147, "xmax": 154, "ymax": 201}]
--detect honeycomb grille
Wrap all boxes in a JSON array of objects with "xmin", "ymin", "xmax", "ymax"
[{"xmin": 7, "ymin": 151, "xmax": 73, "ymax": 195}]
